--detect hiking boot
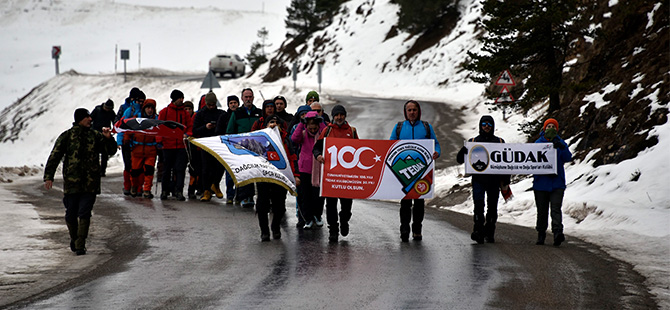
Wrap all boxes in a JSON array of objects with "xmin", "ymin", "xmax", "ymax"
[
  {"xmin": 143, "ymin": 191, "xmax": 154, "ymax": 199},
  {"xmin": 123, "ymin": 189, "xmax": 131, "ymax": 196},
  {"xmin": 188, "ymin": 192, "xmax": 197, "ymax": 199},
  {"xmin": 70, "ymin": 240, "xmax": 76, "ymax": 252},
  {"xmin": 485, "ymin": 235, "xmax": 495, "ymax": 243},
  {"xmin": 536, "ymin": 232, "xmax": 546, "ymax": 245},
  {"xmin": 226, "ymin": 199, "xmax": 234, "ymax": 204},
  {"xmin": 272, "ymin": 230, "xmax": 281, "ymax": 240},
  {"xmin": 303, "ymin": 221, "xmax": 314, "ymax": 230},
  {"xmin": 400, "ymin": 226, "xmax": 410, "ymax": 242},
  {"xmin": 340, "ymin": 222, "xmax": 349, "ymax": 237},
  {"xmin": 553, "ymin": 233, "xmax": 565, "ymax": 246},
  {"xmin": 314, "ymin": 216, "xmax": 324, "ymax": 227},
  {"xmin": 160, "ymin": 192, "xmax": 169, "ymax": 200},
  {"xmin": 200, "ymin": 190, "xmax": 212, "ymax": 202},
  {"xmin": 412, "ymin": 233, "xmax": 423, "ymax": 241},
  {"xmin": 175, "ymin": 192, "xmax": 186, "ymax": 201},
  {"xmin": 471, "ymin": 231, "xmax": 485, "ymax": 244},
  {"xmin": 211, "ymin": 184, "xmax": 224, "ymax": 199},
  {"xmin": 130, "ymin": 188, "xmax": 138, "ymax": 197},
  {"xmin": 75, "ymin": 247, "xmax": 87, "ymax": 256},
  {"xmin": 260, "ymin": 233, "xmax": 271, "ymax": 242},
  {"xmin": 328, "ymin": 235, "xmax": 339, "ymax": 243},
  {"xmin": 241, "ymin": 198, "xmax": 254, "ymax": 208}
]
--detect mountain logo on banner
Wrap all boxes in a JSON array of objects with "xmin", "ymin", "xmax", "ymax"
[
  {"xmin": 385, "ymin": 143, "xmax": 433, "ymax": 193},
  {"xmin": 469, "ymin": 145, "xmax": 490, "ymax": 172}
]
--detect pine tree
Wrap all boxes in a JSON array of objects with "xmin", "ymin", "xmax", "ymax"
[
  {"xmin": 285, "ymin": 0, "xmax": 318, "ymax": 39},
  {"xmin": 246, "ymin": 28, "xmax": 271, "ymax": 72},
  {"xmin": 466, "ymin": 0, "xmax": 596, "ymax": 112},
  {"xmin": 391, "ymin": 0, "xmax": 458, "ymax": 34}
]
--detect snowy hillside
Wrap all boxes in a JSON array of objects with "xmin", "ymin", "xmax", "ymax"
[{"xmin": 0, "ymin": 0, "xmax": 668, "ymax": 307}]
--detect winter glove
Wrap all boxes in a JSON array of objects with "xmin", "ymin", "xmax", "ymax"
[
  {"xmin": 552, "ymin": 139, "xmax": 564, "ymax": 149},
  {"xmin": 157, "ymin": 143, "xmax": 163, "ymax": 150}
]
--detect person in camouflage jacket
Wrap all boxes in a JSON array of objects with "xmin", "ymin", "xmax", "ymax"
[{"xmin": 43, "ymin": 108, "xmax": 117, "ymax": 256}]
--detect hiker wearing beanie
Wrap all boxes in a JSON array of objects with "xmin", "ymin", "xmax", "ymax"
[
  {"xmin": 304, "ymin": 90, "xmax": 331, "ymax": 124},
  {"xmin": 274, "ymin": 95, "xmax": 294, "ymax": 124},
  {"xmin": 123, "ymin": 99, "xmax": 160, "ymax": 198},
  {"xmin": 226, "ymin": 88, "xmax": 262, "ymax": 208},
  {"xmin": 390, "ymin": 100, "xmax": 442, "ymax": 242},
  {"xmin": 44, "ymin": 108, "xmax": 117, "ymax": 255},
  {"xmin": 91, "ymin": 99, "xmax": 116, "ymax": 177},
  {"xmin": 157, "ymin": 89, "xmax": 193, "ymax": 201},
  {"xmin": 256, "ymin": 114, "xmax": 300, "ymax": 242},
  {"xmin": 456, "ymin": 115, "xmax": 510, "ymax": 244},
  {"xmin": 313, "ymin": 104, "xmax": 360, "ymax": 243},
  {"xmin": 181, "ymin": 100, "xmax": 202, "ymax": 199},
  {"xmin": 116, "ymin": 88, "xmax": 146, "ymax": 196},
  {"xmin": 533, "ymin": 118, "xmax": 572, "ymax": 246},
  {"xmin": 215, "ymin": 95, "xmax": 241, "ymax": 203},
  {"xmin": 192, "ymin": 92, "xmax": 227, "ymax": 202}
]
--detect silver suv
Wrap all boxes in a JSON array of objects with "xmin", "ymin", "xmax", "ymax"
[{"xmin": 209, "ymin": 54, "xmax": 246, "ymax": 78}]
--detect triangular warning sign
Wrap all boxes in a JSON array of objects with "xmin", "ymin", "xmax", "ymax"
[
  {"xmin": 495, "ymin": 69, "xmax": 516, "ymax": 86},
  {"xmin": 495, "ymin": 86, "xmax": 514, "ymax": 104},
  {"xmin": 201, "ymin": 70, "xmax": 221, "ymax": 90}
]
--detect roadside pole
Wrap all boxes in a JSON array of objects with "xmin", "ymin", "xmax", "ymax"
[
  {"xmin": 120, "ymin": 49, "xmax": 129, "ymax": 82},
  {"xmin": 52, "ymin": 46, "xmax": 61, "ymax": 75}
]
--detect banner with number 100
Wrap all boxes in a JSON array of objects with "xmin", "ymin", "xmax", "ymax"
[{"xmin": 320, "ymin": 138, "xmax": 435, "ymax": 200}]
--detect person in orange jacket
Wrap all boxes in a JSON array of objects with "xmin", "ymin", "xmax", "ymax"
[{"xmin": 123, "ymin": 99, "xmax": 159, "ymax": 198}]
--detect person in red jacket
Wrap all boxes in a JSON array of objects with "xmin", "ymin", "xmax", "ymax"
[
  {"xmin": 157, "ymin": 89, "xmax": 193, "ymax": 201},
  {"xmin": 256, "ymin": 114, "xmax": 300, "ymax": 242},
  {"xmin": 123, "ymin": 99, "xmax": 159, "ymax": 198},
  {"xmin": 313, "ymin": 105, "xmax": 359, "ymax": 243}
]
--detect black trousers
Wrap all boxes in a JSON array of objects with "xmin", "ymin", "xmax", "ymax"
[
  {"xmin": 256, "ymin": 183, "xmax": 287, "ymax": 234},
  {"xmin": 162, "ymin": 148, "xmax": 188, "ymax": 194},
  {"xmin": 201, "ymin": 151, "xmax": 224, "ymax": 192},
  {"xmin": 325, "ymin": 197, "xmax": 352, "ymax": 235},
  {"xmin": 534, "ymin": 189, "xmax": 565, "ymax": 234},
  {"xmin": 400, "ymin": 199, "xmax": 425, "ymax": 234},
  {"xmin": 472, "ymin": 179, "xmax": 499, "ymax": 234},
  {"xmin": 63, "ymin": 192, "xmax": 97, "ymax": 222}
]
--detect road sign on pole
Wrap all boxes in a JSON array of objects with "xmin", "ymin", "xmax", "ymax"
[
  {"xmin": 495, "ymin": 69, "xmax": 516, "ymax": 86},
  {"xmin": 201, "ymin": 70, "xmax": 221, "ymax": 92},
  {"xmin": 52, "ymin": 46, "xmax": 61, "ymax": 75},
  {"xmin": 120, "ymin": 49, "xmax": 129, "ymax": 82},
  {"xmin": 495, "ymin": 86, "xmax": 514, "ymax": 104},
  {"xmin": 317, "ymin": 61, "xmax": 323, "ymax": 93},
  {"xmin": 292, "ymin": 62, "xmax": 298, "ymax": 91}
]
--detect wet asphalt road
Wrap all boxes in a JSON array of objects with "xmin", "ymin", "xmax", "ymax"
[{"xmin": 3, "ymin": 96, "xmax": 656, "ymax": 309}]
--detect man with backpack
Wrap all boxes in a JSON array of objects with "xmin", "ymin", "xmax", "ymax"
[{"xmin": 390, "ymin": 100, "xmax": 441, "ymax": 242}]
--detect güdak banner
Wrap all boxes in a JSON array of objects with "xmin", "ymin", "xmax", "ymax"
[
  {"xmin": 320, "ymin": 138, "xmax": 435, "ymax": 200},
  {"xmin": 464, "ymin": 142, "xmax": 557, "ymax": 175}
]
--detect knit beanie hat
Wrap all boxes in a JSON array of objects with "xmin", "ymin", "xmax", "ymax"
[
  {"xmin": 137, "ymin": 90, "xmax": 146, "ymax": 100},
  {"xmin": 74, "ymin": 108, "xmax": 90, "ymax": 123},
  {"xmin": 263, "ymin": 114, "xmax": 282, "ymax": 128},
  {"xmin": 543, "ymin": 118, "xmax": 559, "ymax": 131},
  {"xmin": 104, "ymin": 99, "xmax": 114, "ymax": 109},
  {"xmin": 143, "ymin": 99, "xmax": 157, "ymax": 109},
  {"xmin": 170, "ymin": 89, "xmax": 184, "ymax": 101},
  {"xmin": 183, "ymin": 101, "xmax": 194, "ymax": 109},
  {"xmin": 227, "ymin": 95, "xmax": 240, "ymax": 104},
  {"xmin": 331, "ymin": 104, "xmax": 347, "ymax": 117},
  {"xmin": 205, "ymin": 92, "xmax": 217, "ymax": 105},
  {"xmin": 129, "ymin": 87, "xmax": 142, "ymax": 99},
  {"xmin": 306, "ymin": 90, "xmax": 319, "ymax": 103}
]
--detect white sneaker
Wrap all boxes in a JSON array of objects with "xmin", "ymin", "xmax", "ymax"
[
  {"xmin": 314, "ymin": 216, "xmax": 324, "ymax": 227},
  {"xmin": 303, "ymin": 221, "xmax": 314, "ymax": 229}
]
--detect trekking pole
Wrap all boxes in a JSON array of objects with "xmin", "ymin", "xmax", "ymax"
[{"xmin": 258, "ymin": 90, "xmax": 265, "ymax": 101}]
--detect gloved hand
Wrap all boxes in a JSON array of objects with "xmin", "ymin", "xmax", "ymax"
[
  {"xmin": 157, "ymin": 143, "xmax": 163, "ymax": 150},
  {"xmin": 552, "ymin": 139, "xmax": 564, "ymax": 149}
]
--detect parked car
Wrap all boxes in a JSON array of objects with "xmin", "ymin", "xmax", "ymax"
[{"xmin": 209, "ymin": 54, "xmax": 246, "ymax": 78}]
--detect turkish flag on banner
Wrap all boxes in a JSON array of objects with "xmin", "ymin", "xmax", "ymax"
[{"xmin": 320, "ymin": 138, "xmax": 435, "ymax": 200}]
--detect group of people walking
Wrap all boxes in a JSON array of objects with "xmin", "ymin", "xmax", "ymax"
[{"xmin": 43, "ymin": 86, "xmax": 571, "ymax": 255}]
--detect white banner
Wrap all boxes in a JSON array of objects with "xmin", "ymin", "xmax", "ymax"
[
  {"xmin": 464, "ymin": 142, "xmax": 557, "ymax": 175},
  {"xmin": 190, "ymin": 127, "xmax": 297, "ymax": 195}
]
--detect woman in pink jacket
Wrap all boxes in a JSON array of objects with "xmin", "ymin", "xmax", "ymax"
[{"xmin": 291, "ymin": 111, "xmax": 327, "ymax": 229}]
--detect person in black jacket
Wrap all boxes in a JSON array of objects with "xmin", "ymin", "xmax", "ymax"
[
  {"xmin": 456, "ymin": 115, "xmax": 510, "ymax": 244},
  {"xmin": 193, "ymin": 92, "xmax": 226, "ymax": 202},
  {"xmin": 91, "ymin": 99, "xmax": 115, "ymax": 177},
  {"xmin": 273, "ymin": 95, "xmax": 294, "ymax": 125}
]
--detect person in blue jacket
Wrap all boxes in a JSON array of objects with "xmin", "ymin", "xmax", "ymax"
[
  {"xmin": 390, "ymin": 100, "xmax": 441, "ymax": 242},
  {"xmin": 533, "ymin": 118, "xmax": 572, "ymax": 246}
]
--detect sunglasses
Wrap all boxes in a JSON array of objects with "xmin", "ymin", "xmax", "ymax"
[{"xmin": 481, "ymin": 122, "xmax": 492, "ymax": 127}]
